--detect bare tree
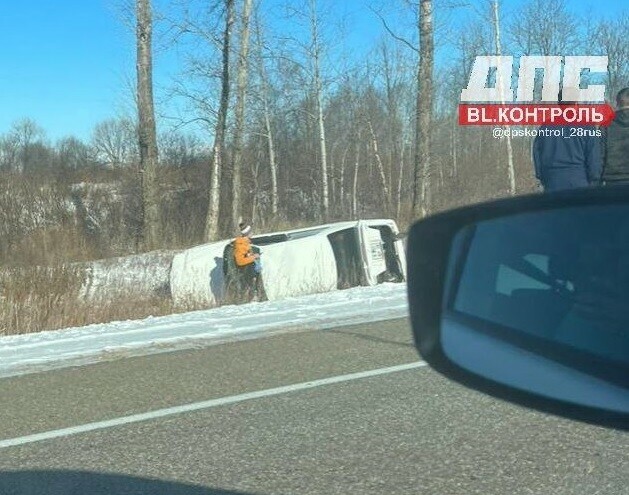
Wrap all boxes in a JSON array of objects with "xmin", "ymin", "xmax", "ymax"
[
  {"xmin": 309, "ymin": 0, "xmax": 329, "ymax": 221},
  {"xmin": 491, "ymin": 0, "xmax": 515, "ymax": 195},
  {"xmin": 230, "ymin": 0, "xmax": 253, "ymax": 231},
  {"xmin": 366, "ymin": 119, "xmax": 392, "ymax": 215},
  {"xmin": 205, "ymin": 0, "xmax": 235, "ymax": 241},
  {"xmin": 375, "ymin": 38, "xmax": 415, "ymax": 219},
  {"xmin": 352, "ymin": 129, "xmax": 362, "ymax": 219},
  {"xmin": 508, "ymin": 0, "xmax": 579, "ymax": 56},
  {"xmin": 92, "ymin": 118, "xmax": 137, "ymax": 168},
  {"xmin": 0, "ymin": 119, "xmax": 47, "ymax": 172},
  {"xmin": 591, "ymin": 15, "xmax": 629, "ymax": 101},
  {"xmin": 253, "ymin": 12, "xmax": 279, "ymax": 217},
  {"xmin": 159, "ymin": 130, "xmax": 203, "ymax": 168},
  {"xmin": 413, "ymin": 0, "xmax": 434, "ymax": 218},
  {"xmin": 0, "ymin": 135, "xmax": 18, "ymax": 172},
  {"xmin": 56, "ymin": 137, "xmax": 94, "ymax": 170},
  {"xmin": 136, "ymin": 0, "xmax": 160, "ymax": 249},
  {"xmin": 396, "ymin": 133, "xmax": 410, "ymax": 219}
]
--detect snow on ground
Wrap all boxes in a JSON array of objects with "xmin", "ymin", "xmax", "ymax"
[{"xmin": 0, "ymin": 283, "xmax": 409, "ymax": 378}]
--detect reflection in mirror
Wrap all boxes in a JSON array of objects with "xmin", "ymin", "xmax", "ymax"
[{"xmin": 442, "ymin": 205, "xmax": 629, "ymax": 413}]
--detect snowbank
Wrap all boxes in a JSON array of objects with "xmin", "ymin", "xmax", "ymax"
[{"xmin": 0, "ymin": 283, "xmax": 408, "ymax": 378}]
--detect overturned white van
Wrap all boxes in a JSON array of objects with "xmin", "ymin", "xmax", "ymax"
[{"xmin": 169, "ymin": 219, "xmax": 406, "ymax": 308}]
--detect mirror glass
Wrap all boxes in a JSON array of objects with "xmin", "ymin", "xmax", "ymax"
[{"xmin": 442, "ymin": 204, "xmax": 629, "ymax": 413}]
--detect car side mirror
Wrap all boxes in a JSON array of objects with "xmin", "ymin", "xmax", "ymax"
[{"xmin": 407, "ymin": 186, "xmax": 629, "ymax": 430}]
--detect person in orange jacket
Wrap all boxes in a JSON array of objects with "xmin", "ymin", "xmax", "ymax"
[
  {"xmin": 233, "ymin": 223, "xmax": 263, "ymax": 301},
  {"xmin": 233, "ymin": 224, "xmax": 258, "ymax": 266}
]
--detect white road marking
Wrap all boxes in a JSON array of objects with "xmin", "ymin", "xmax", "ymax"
[{"xmin": 0, "ymin": 361, "xmax": 427, "ymax": 450}]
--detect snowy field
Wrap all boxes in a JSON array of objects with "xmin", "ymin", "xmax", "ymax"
[{"xmin": 0, "ymin": 283, "xmax": 409, "ymax": 378}]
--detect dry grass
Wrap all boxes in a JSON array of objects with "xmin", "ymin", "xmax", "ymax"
[
  {"xmin": 11, "ymin": 226, "xmax": 103, "ymax": 266},
  {"xmin": 0, "ymin": 265, "xmax": 179, "ymax": 336},
  {"xmin": 0, "ymin": 265, "xmax": 85, "ymax": 335}
]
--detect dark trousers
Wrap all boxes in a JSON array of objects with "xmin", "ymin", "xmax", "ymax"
[{"xmin": 234, "ymin": 264, "xmax": 262, "ymax": 303}]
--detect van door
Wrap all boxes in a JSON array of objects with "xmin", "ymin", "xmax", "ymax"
[{"xmin": 357, "ymin": 221, "xmax": 388, "ymax": 285}]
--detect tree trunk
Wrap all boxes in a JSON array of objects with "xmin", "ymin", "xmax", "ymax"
[
  {"xmin": 205, "ymin": 0, "xmax": 235, "ymax": 241},
  {"xmin": 329, "ymin": 141, "xmax": 338, "ymax": 214},
  {"xmin": 316, "ymin": 65, "xmax": 329, "ymax": 222},
  {"xmin": 250, "ymin": 146, "xmax": 262, "ymax": 226},
  {"xmin": 352, "ymin": 132, "xmax": 361, "ymax": 219},
  {"xmin": 367, "ymin": 119, "xmax": 391, "ymax": 215},
  {"xmin": 231, "ymin": 0, "xmax": 253, "ymax": 231},
  {"xmin": 254, "ymin": 13, "xmax": 278, "ymax": 217},
  {"xmin": 310, "ymin": 0, "xmax": 329, "ymax": 221},
  {"xmin": 492, "ymin": 0, "xmax": 516, "ymax": 195},
  {"xmin": 413, "ymin": 0, "xmax": 434, "ymax": 218},
  {"xmin": 136, "ymin": 0, "xmax": 159, "ymax": 250},
  {"xmin": 265, "ymin": 106, "xmax": 279, "ymax": 217},
  {"xmin": 396, "ymin": 140, "xmax": 405, "ymax": 220},
  {"xmin": 339, "ymin": 144, "xmax": 349, "ymax": 214}
]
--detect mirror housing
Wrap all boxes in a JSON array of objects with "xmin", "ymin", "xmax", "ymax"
[{"xmin": 407, "ymin": 186, "xmax": 629, "ymax": 430}]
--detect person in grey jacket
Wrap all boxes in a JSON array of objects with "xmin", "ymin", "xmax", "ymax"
[{"xmin": 602, "ymin": 88, "xmax": 629, "ymax": 185}]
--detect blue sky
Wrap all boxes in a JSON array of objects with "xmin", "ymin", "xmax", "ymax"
[
  {"xmin": 0, "ymin": 1, "xmax": 134, "ymax": 141},
  {"xmin": 0, "ymin": 0, "xmax": 625, "ymax": 142}
]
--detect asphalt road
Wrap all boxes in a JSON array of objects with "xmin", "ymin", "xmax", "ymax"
[{"xmin": 0, "ymin": 318, "xmax": 627, "ymax": 495}]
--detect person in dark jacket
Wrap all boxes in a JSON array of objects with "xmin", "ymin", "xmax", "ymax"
[
  {"xmin": 532, "ymin": 90, "xmax": 603, "ymax": 192},
  {"xmin": 602, "ymin": 88, "xmax": 629, "ymax": 185}
]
